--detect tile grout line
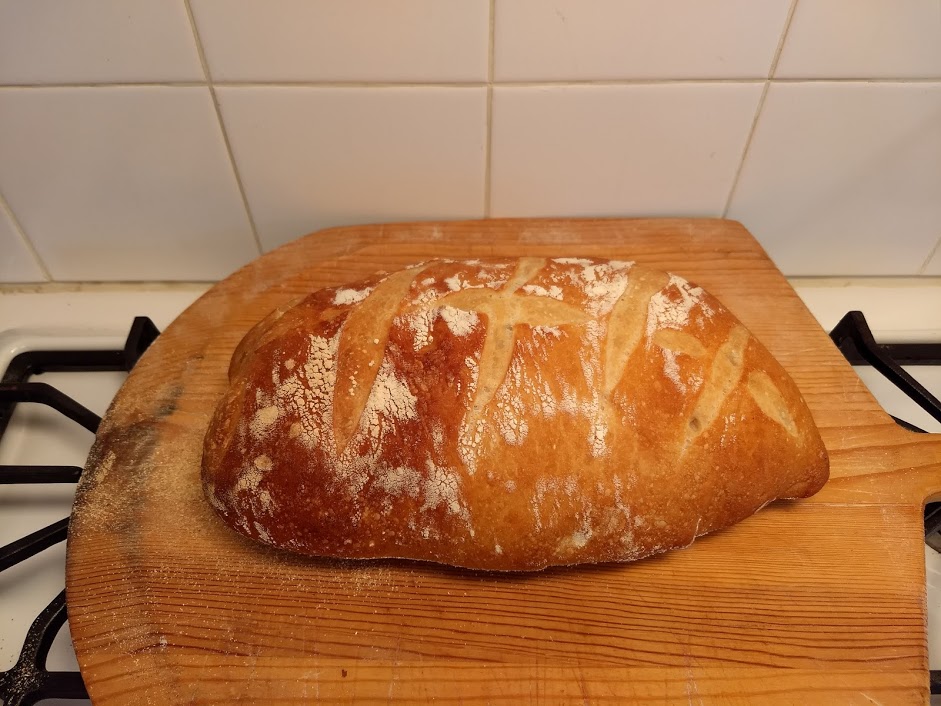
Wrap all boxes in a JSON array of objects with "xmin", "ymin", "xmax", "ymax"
[
  {"xmin": 720, "ymin": 81, "xmax": 769, "ymax": 219},
  {"xmin": 4, "ymin": 78, "xmax": 941, "ymax": 90},
  {"xmin": 183, "ymin": 0, "xmax": 264, "ymax": 256},
  {"xmin": 721, "ymin": 0, "xmax": 799, "ymax": 218},
  {"xmin": 917, "ymin": 233, "xmax": 941, "ymax": 274},
  {"xmin": 483, "ymin": 0, "xmax": 496, "ymax": 218},
  {"xmin": 0, "ymin": 190, "xmax": 53, "ymax": 281}
]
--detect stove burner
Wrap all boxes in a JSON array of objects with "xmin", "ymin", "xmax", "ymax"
[
  {"xmin": 830, "ymin": 310, "xmax": 941, "ymax": 428},
  {"xmin": 0, "ymin": 316, "xmax": 159, "ymax": 706},
  {"xmin": 0, "ymin": 312, "xmax": 938, "ymax": 702}
]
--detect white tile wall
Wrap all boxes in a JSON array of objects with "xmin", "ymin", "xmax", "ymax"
[
  {"xmin": 217, "ymin": 87, "xmax": 487, "ymax": 251},
  {"xmin": 495, "ymin": 0, "xmax": 792, "ymax": 81},
  {"xmin": 0, "ymin": 0, "xmax": 939, "ymax": 283},
  {"xmin": 775, "ymin": 0, "xmax": 941, "ymax": 79},
  {"xmin": 727, "ymin": 82, "xmax": 941, "ymax": 276},
  {"xmin": 0, "ymin": 0, "xmax": 203, "ymax": 84},
  {"xmin": 0, "ymin": 87, "xmax": 257, "ymax": 281},
  {"xmin": 0, "ymin": 199, "xmax": 45, "ymax": 283},
  {"xmin": 190, "ymin": 0, "xmax": 489, "ymax": 82},
  {"xmin": 490, "ymin": 84, "xmax": 763, "ymax": 218}
]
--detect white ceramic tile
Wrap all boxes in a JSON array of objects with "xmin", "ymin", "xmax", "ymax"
[
  {"xmin": 217, "ymin": 87, "xmax": 487, "ymax": 250},
  {"xmin": 0, "ymin": 200, "xmax": 45, "ymax": 282},
  {"xmin": 0, "ymin": 87, "xmax": 258, "ymax": 281},
  {"xmin": 775, "ymin": 0, "xmax": 941, "ymax": 79},
  {"xmin": 923, "ymin": 238, "xmax": 941, "ymax": 275},
  {"xmin": 490, "ymin": 84, "xmax": 763, "ymax": 219},
  {"xmin": 0, "ymin": 0, "xmax": 202, "ymax": 84},
  {"xmin": 494, "ymin": 0, "xmax": 792, "ymax": 81},
  {"xmin": 191, "ymin": 0, "xmax": 488, "ymax": 82},
  {"xmin": 727, "ymin": 83, "xmax": 941, "ymax": 276}
]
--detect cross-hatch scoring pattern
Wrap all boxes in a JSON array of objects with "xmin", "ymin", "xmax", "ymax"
[
  {"xmin": 328, "ymin": 259, "xmax": 795, "ymax": 459},
  {"xmin": 429, "ymin": 258, "xmax": 589, "ymax": 430}
]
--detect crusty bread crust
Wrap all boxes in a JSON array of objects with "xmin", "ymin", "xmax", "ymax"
[{"xmin": 202, "ymin": 258, "xmax": 829, "ymax": 571}]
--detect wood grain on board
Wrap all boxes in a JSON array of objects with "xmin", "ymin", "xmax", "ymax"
[{"xmin": 66, "ymin": 219, "xmax": 941, "ymax": 705}]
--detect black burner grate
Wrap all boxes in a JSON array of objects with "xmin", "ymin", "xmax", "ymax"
[
  {"xmin": 0, "ymin": 317, "xmax": 159, "ymax": 706},
  {"xmin": 0, "ymin": 312, "xmax": 939, "ymax": 702}
]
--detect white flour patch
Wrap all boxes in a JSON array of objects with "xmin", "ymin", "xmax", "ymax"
[
  {"xmin": 406, "ymin": 287, "xmax": 449, "ymax": 350},
  {"xmin": 720, "ymin": 413, "xmax": 738, "ymax": 448},
  {"xmin": 234, "ymin": 463, "xmax": 264, "ymax": 495},
  {"xmin": 375, "ymin": 465, "xmax": 422, "ymax": 499},
  {"xmin": 534, "ymin": 379, "xmax": 557, "ymax": 417},
  {"xmin": 521, "ymin": 284, "xmax": 563, "ymax": 300},
  {"xmin": 409, "ymin": 310, "xmax": 436, "ymax": 350},
  {"xmin": 333, "ymin": 287, "xmax": 372, "ymax": 306},
  {"xmin": 458, "ymin": 417, "xmax": 484, "ymax": 477},
  {"xmin": 439, "ymin": 306, "xmax": 479, "ymax": 337},
  {"xmin": 570, "ymin": 530, "xmax": 590, "ymax": 549},
  {"xmin": 661, "ymin": 348, "xmax": 686, "ymax": 393},
  {"xmin": 250, "ymin": 405, "xmax": 280, "ymax": 439},
  {"xmin": 564, "ymin": 476, "xmax": 577, "ymax": 497},
  {"xmin": 646, "ymin": 275, "xmax": 714, "ymax": 339},
  {"xmin": 583, "ymin": 263, "xmax": 632, "ymax": 316},
  {"xmin": 494, "ymin": 358, "xmax": 529, "ymax": 445},
  {"xmin": 531, "ymin": 477, "xmax": 562, "ymax": 531},
  {"xmin": 360, "ymin": 360, "xmax": 418, "ymax": 443},
  {"xmin": 558, "ymin": 382, "xmax": 579, "ymax": 415},
  {"xmin": 552, "ymin": 259, "xmax": 633, "ymax": 317},
  {"xmin": 274, "ymin": 332, "xmax": 340, "ymax": 452},
  {"xmin": 611, "ymin": 475, "xmax": 631, "ymax": 524},
  {"xmin": 414, "ymin": 287, "xmax": 441, "ymax": 307},
  {"xmin": 532, "ymin": 325, "xmax": 562, "ymax": 339},
  {"xmin": 253, "ymin": 521, "xmax": 274, "ymax": 544},
  {"xmin": 421, "ymin": 460, "xmax": 469, "ymax": 522},
  {"xmin": 572, "ymin": 319, "xmax": 611, "ymax": 458},
  {"xmin": 257, "ymin": 489, "xmax": 276, "ymax": 514},
  {"xmin": 431, "ymin": 423, "xmax": 445, "ymax": 453},
  {"xmin": 588, "ymin": 418, "xmax": 608, "ymax": 458}
]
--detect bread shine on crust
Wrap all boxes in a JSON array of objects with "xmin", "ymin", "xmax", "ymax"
[{"xmin": 201, "ymin": 257, "xmax": 829, "ymax": 571}]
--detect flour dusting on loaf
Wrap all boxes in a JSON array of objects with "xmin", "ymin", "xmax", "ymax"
[{"xmin": 202, "ymin": 258, "xmax": 829, "ymax": 571}]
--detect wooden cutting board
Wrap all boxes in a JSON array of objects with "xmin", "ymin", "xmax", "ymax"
[{"xmin": 66, "ymin": 218, "xmax": 941, "ymax": 705}]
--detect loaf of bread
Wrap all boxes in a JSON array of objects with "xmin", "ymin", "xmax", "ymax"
[{"xmin": 202, "ymin": 258, "xmax": 828, "ymax": 571}]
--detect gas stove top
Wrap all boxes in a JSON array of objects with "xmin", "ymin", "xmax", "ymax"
[{"xmin": 0, "ymin": 282, "xmax": 938, "ymax": 704}]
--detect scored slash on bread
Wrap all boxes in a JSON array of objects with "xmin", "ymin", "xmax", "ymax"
[{"xmin": 202, "ymin": 257, "xmax": 829, "ymax": 571}]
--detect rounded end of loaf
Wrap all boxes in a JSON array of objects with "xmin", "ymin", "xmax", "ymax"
[{"xmin": 780, "ymin": 443, "xmax": 830, "ymax": 499}]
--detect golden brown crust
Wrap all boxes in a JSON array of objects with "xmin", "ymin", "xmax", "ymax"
[{"xmin": 201, "ymin": 258, "xmax": 829, "ymax": 571}]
